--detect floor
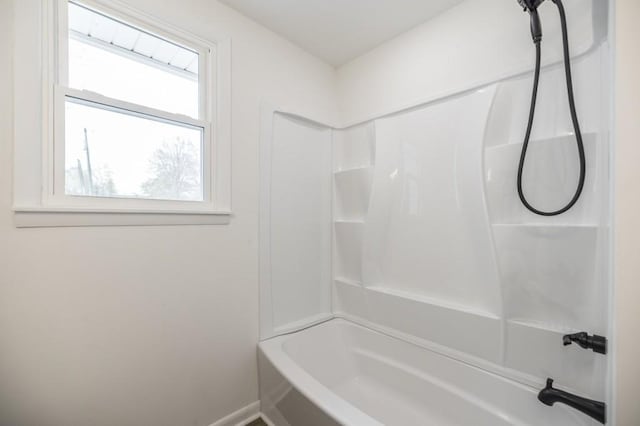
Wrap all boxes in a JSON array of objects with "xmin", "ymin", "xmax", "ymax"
[{"xmin": 246, "ymin": 418, "xmax": 268, "ymax": 426}]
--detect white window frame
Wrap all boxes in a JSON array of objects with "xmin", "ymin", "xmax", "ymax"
[{"xmin": 13, "ymin": 0, "xmax": 232, "ymax": 226}]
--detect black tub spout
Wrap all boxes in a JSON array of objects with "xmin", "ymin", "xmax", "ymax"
[{"xmin": 538, "ymin": 378, "xmax": 605, "ymax": 424}]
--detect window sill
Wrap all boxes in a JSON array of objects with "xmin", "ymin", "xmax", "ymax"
[{"xmin": 13, "ymin": 206, "xmax": 232, "ymax": 228}]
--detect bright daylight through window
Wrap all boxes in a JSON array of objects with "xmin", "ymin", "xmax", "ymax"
[{"xmin": 62, "ymin": 1, "xmax": 207, "ymax": 203}]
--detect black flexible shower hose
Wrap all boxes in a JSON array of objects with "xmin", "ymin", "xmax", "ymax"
[{"xmin": 517, "ymin": 0, "xmax": 586, "ymax": 216}]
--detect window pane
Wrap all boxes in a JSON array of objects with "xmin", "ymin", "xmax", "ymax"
[
  {"xmin": 64, "ymin": 99, "xmax": 204, "ymax": 201},
  {"xmin": 68, "ymin": 1, "xmax": 199, "ymax": 118}
]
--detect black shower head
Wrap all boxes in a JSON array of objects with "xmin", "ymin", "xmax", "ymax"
[
  {"xmin": 517, "ymin": 0, "xmax": 546, "ymax": 43},
  {"xmin": 517, "ymin": 0, "xmax": 545, "ymax": 12}
]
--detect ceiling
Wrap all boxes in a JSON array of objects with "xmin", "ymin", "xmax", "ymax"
[{"xmin": 219, "ymin": 0, "xmax": 465, "ymax": 67}]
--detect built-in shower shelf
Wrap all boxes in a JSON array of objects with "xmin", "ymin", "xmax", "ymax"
[
  {"xmin": 485, "ymin": 132, "xmax": 597, "ymax": 152},
  {"xmin": 334, "ymin": 165, "xmax": 373, "ymax": 176},
  {"xmin": 334, "ymin": 219, "xmax": 365, "ymax": 224},
  {"xmin": 334, "ymin": 277, "xmax": 362, "ymax": 287},
  {"xmin": 507, "ymin": 318, "xmax": 578, "ymax": 335},
  {"xmin": 492, "ymin": 223, "xmax": 598, "ymax": 228},
  {"xmin": 334, "ymin": 165, "xmax": 373, "ymax": 174},
  {"xmin": 367, "ymin": 286, "xmax": 500, "ymax": 319}
]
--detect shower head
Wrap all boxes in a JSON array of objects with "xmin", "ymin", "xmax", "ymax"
[
  {"xmin": 516, "ymin": 0, "xmax": 545, "ymax": 12},
  {"xmin": 517, "ymin": 0, "xmax": 545, "ymax": 43}
]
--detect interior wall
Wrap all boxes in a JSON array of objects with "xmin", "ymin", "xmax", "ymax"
[
  {"xmin": 336, "ymin": 0, "xmax": 602, "ymax": 126},
  {"xmin": 613, "ymin": 0, "xmax": 640, "ymax": 423},
  {"xmin": 0, "ymin": 1, "xmax": 337, "ymax": 426}
]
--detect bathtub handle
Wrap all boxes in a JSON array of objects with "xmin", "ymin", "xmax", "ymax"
[{"xmin": 562, "ymin": 332, "xmax": 607, "ymax": 354}]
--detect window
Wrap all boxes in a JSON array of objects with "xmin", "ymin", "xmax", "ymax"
[
  {"xmin": 63, "ymin": 99, "xmax": 204, "ymax": 201},
  {"xmin": 12, "ymin": 0, "xmax": 231, "ymax": 226}
]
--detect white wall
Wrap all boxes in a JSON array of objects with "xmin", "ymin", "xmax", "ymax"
[
  {"xmin": 613, "ymin": 0, "xmax": 640, "ymax": 423},
  {"xmin": 0, "ymin": 1, "xmax": 337, "ymax": 425},
  {"xmin": 336, "ymin": 0, "xmax": 601, "ymax": 126}
]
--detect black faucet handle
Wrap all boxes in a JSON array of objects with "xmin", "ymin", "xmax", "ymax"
[
  {"xmin": 562, "ymin": 332, "xmax": 607, "ymax": 354},
  {"xmin": 563, "ymin": 332, "xmax": 587, "ymax": 346}
]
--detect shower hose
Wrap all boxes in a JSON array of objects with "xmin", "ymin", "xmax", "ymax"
[{"xmin": 517, "ymin": 0, "xmax": 586, "ymax": 216}]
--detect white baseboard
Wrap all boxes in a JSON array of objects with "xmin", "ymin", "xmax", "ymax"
[
  {"xmin": 260, "ymin": 413, "xmax": 276, "ymax": 426},
  {"xmin": 209, "ymin": 401, "xmax": 260, "ymax": 426}
]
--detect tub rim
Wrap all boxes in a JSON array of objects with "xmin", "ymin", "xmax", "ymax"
[{"xmin": 259, "ymin": 317, "xmax": 383, "ymax": 426}]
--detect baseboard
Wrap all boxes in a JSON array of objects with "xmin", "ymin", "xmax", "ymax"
[
  {"xmin": 260, "ymin": 413, "xmax": 276, "ymax": 426},
  {"xmin": 209, "ymin": 401, "xmax": 260, "ymax": 426}
]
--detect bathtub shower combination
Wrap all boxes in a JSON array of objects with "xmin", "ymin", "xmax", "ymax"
[{"xmin": 259, "ymin": 1, "xmax": 611, "ymax": 425}]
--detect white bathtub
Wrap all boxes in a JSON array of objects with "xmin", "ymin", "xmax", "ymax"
[{"xmin": 258, "ymin": 318, "xmax": 599, "ymax": 426}]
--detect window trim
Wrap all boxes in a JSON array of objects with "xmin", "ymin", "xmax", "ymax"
[{"xmin": 13, "ymin": 0, "xmax": 232, "ymax": 227}]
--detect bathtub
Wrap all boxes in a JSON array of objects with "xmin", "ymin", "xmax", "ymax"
[{"xmin": 258, "ymin": 318, "xmax": 599, "ymax": 426}]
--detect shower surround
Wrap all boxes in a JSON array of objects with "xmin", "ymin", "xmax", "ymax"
[{"xmin": 258, "ymin": 1, "xmax": 610, "ymax": 424}]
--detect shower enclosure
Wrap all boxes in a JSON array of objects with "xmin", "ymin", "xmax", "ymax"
[{"xmin": 258, "ymin": 0, "xmax": 611, "ymax": 424}]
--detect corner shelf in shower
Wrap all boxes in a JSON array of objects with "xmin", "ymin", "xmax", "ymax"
[
  {"xmin": 334, "ymin": 276, "xmax": 362, "ymax": 287},
  {"xmin": 333, "ymin": 166, "xmax": 374, "ymax": 182},
  {"xmin": 334, "ymin": 220, "xmax": 365, "ymax": 227},
  {"xmin": 334, "ymin": 165, "xmax": 373, "ymax": 174},
  {"xmin": 333, "ymin": 123, "xmax": 376, "ymax": 303}
]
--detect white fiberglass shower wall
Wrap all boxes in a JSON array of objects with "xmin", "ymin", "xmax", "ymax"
[
  {"xmin": 260, "ymin": 0, "xmax": 611, "ymax": 423},
  {"xmin": 332, "ymin": 41, "xmax": 609, "ymax": 397}
]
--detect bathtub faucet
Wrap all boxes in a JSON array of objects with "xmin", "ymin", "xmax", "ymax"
[
  {"xmin": 562, "ymin": 332, "xmax": 607, "ymax": 354},
  {"xmin": 538, "ymin": 378, "xmax": 605, "ymax": 424}
]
